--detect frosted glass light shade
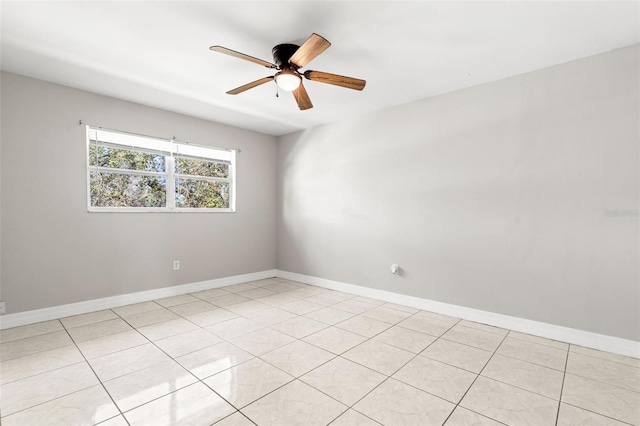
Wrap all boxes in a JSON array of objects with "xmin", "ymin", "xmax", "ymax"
[{"xmin": 275, "ymin": 71, "xmax": 301, "ymax": 92}]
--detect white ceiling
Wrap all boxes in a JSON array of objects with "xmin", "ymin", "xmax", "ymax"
[{"xmin": 2, "ymin": 1, "xmax": 638, "ymax": 136}]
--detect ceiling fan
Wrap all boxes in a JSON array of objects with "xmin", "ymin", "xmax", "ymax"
[{"xmin": 209, "ymin": 33, "xmax": 366, "ymax": 110}]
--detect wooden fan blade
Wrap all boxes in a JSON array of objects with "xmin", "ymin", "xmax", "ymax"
[
  {"xmin": 289, "ymin": 33, "xmax": 331, "ymax": 68},
  {"xmin": 303, "ymin": 70, "xmax": 366, "ymax": 91},
  {"xmin": 210, "ymin": 46, "xmax": 276, "ymax": 68},
  {"xmin": 227, "ymin": 76, "xmax": 274, "ymax": 95},
  {"xmin": 292, "ymin": 83, "xmax": 313, "ymax": 110}
]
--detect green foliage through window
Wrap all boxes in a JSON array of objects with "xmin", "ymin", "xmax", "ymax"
[
  {"xmin": 87, "ymin": 127, "xmax": 234, "ymax": 211},
  {"xmin": 90, "ymin": 172, "xmax": 166, "ymax": 207}
]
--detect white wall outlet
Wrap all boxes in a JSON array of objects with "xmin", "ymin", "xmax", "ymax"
[
  {"xmin": 173, "ymin": 260, "xmax": 180, "ymax": 271},
  {"xmin": 390, "ymin": 264, "xmax": 399, "ymax": 275},
  {"xmin": 0, "ymin": 301, "xmax": 5, "ymax": 314}
]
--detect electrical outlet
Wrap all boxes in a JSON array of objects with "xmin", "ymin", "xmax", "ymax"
[
  {"xmin": 0, "ymin": 301, "xmax": 6, "ymax": 314},
  {"xmin": 173, "ymin": 260, "xmax": 180, "ymax": 271}
]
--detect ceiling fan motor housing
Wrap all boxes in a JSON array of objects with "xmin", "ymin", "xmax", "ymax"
[{"xmin": 272, "ymin": 44, "xmax": 300, "ymax": 69}]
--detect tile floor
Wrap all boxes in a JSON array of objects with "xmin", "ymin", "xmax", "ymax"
[{"xmin": 0, "ymin": 278, "xmax": 638, "ymax": 426}]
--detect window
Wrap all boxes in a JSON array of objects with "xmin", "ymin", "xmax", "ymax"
[{"xmin": 87, "ymin": 127, "xmax": 235, "ymax": 212}]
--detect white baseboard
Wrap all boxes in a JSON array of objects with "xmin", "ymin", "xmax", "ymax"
[
  {"xmin": 277, "ymin": 270, "xmax": 640, "ymax": 359},
  {"xmin": 0, "ymin": 269, "xmax": 277, "ymax": 330}
]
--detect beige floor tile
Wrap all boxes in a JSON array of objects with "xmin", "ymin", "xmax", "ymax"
[
  {"xmin": 394, "ymin": 356, "xmax": 477, "ymax": 403},
  {"xmin": 2, "ymin": 385, "xmax": 119, "ymax": 426},
  {"xmin": 557, "ymin": 403, "xmax": 630, "ymax": 425},
  {"xmin": 300, "ymin": 357, "xmax": 385, "ymax": 406},
  {"xmin": 566, "ymin": 351, "xmax": 640, "ymax": 392},
  {"xmin": 255, "ymin": 294, "xmax": 300, "ymax": 307},
  {"xmin": 421, "ymin": 338, "xmax": 493, "ymax": 373},
  {"xmin": 231, "ymin": 328, "xmax": 296, "ymax": 356},
  {"xmin": 271, "ymin": 316, "xmax": 328, "ymax": 339},
  {"xmin": 124, "ymin": 382, "xmax": 235, "ymax": 426},
  {"xmin": 332, "ymin": 299, "xmax": 378, "ymax": 315},
  {"xmin": 343, "ymin": 339, "xmax": 414, "ymax": 376},
  {"xmin": 208, "ymin": 293, "xmax": 252, "ymax": 307},
  {"xmin": 354, "ymin": 378, "xmax": 455, "ymax": 425},
  {"xmin": 0, "ymin": 344, "xmax": 83, "ymax": 385},
  {"xmin": 458, "ymin": 320, "xmax": 508, "ymax": 337},
  {"xmin": 0, "ymin": 320, "xmax": 63, "ymax": 343},
  {"xmin": 331, "ymin": 409, "xmax": 380, "ymax": 426},
  {"xmin": 260, "ymin": 283, "xmax": 300, "ymax": 294},
  {"xmin": 288, "ymin": 288, "xmax": 330, "ymax": 299},
  {"xmin": 326, "ymin": 291, "xmax": 357, "ymax": 301},
  {"xmin": 168, "ymin": 300, "xmax": 218, "ymax": 316},
  {"xmin": 136, "ymin": 317, "xmax": 199, "ymax": 341},
  {"xmin": 352, "ymin": 296, "xmax": 386, "ymax": 306},
  {"xmin": 112, "ymin": 301, "xmax": 163, "ymax": 317},
  {"xmin": 0, "ymin": 330, "xmax": 73, "ymax": 361},
  {"xmin": 103, "ymin": 359, "xmax": 197, "ymax": 412},
  {"xmin": 444, "ymin": 407, "xmax": 502, "ymax": 425},
  {"xmin": 361, "ymin": 306, "xmax": 413, "ymax": 324},
  {"xmin": 215, "ymin": 412, "xmax": 255, "ymax": 426},
  {"xmin": 190, "ymin": 288, "xmax": 230, "ymax": 300},
  {"xmin": 481, "ymin": 353, "xmax": 564, "ymax": 399},
  {"xmin": 183, "ymin": 308, "xmax": 239, "ymax": 327},
  {"xmin": 460, "ymin": 376, "xmax": 558, "ymax": 425},
  {"xmin": 60, "ymin": 310, "xmax": 118, "ymax": 329},
  {"xmin": 303, "ymin": 293, "xmax": 344, "ymax": 306},
  {"xmin": 261, "ymin": 340, "xmax": 335, "ymax": 377},
  {"xmin": 245, "ymin": 307, "xmax": 299, "ymax": 326},
  {"xmin": 97, "ymin": 415, "xmax": 130, "ymax": 426},
  {"xmin": 497, "ymin": 336, "xmax": 568, "ymax": 370},
  {"xmin": 66, "ymin": 318, "xmax": 133, "ymax": 342},
  {"xmin": 280, "ymin": 299, "xmax": 325, "ymax": 315},
  {"xmin": 9, "ymin": 283, "xmax": 640, "ymax": 426},
  {"xmin": 122, "ymin": 308, "xmax": 179, "ymax": 328},
  {"xmin": 204, "ymin": 357, "xmax": 293, "ymax": 408},
  {"xmin": 442, "ymin": 324, "xmax": 505, "ymax": 352},
  {"xmin": 335, "ymin": 315, "xmax": 392, "ymax": 338},
  {"xmin": 176, "ymin": 341, "xmax": 253, "ymax": 379},
  {"xmin": 413, "ymin": 310, "xmax": 460, "ymax": 324},
  {"xmin": 373, "ymin": 325, "xmax": 436, "ymax": 353},
  {"xmin": 225, "ymin": 300, "xmax": 271, "ymax": 316},
  {"xmin": 397, "ymin": 315, "xmax": 456, "ymax": 337},
  {"xmin": 154, "ymin": 294, "xmax": 200, "ymax": 307},
  {"xmin": 76, "ymin": 330, "xmax": 148, "ymax": 360},
  {"xmin": 509, "ymin": 331, "xmax": 569, "ymax": 350},
  {"xmin": 570, "ymin": 345, "xmax": 640, "ymax": 368},
  {"xmin": 89, "ymin": 343, "xmax": 170, "ymax": 381},
  {"xmin": 304, "ymin": 306, "xmax": 355, "ymax": 325},
  {"xmin": 206, "ymin": 317, "xmax": 266, "ymax": 340},
  {"xmin": 303, "ymin": 326, "xmax": 367, "ymax": 354},
  {"xmin": 561, "ymin": 373, "xmax": 640, "ymax": 424},
  {"xmin": 237, "ymin": 287, "xmax": 279, "ymax": 300},
  {"xmin": 0, "ymin": 362, "xmax": 99, "ymax": 416},
  {"xmin": 381, "ymin": 302, "xmax": 419, "ymax": 314},
  {"xmin": 242, "ymin": 380, "xmax": 347, "ymax": 426},
  {"xmin": 154, "ymin": 328, "xmax": 223, "ymax": 357},
  {"xmin": 223, "ymin": 283, "xmax": 260, "ymax": 293}
]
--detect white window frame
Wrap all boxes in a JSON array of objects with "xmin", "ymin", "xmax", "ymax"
[{"xmin": 86, "ymin": 126, "xmax": 236, "ymax": 213}]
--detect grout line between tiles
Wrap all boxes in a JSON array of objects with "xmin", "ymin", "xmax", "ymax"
[
  {"xmin": 439, "ymin": 327, "xmax": 511, "ymax": 426},
  {"xmin": 555, "ymin": 343, "xmax": 570, "ymax": 426},
  {"xmin": 59, "ymin": 313, "xmax": 132, "ymax": 426}
]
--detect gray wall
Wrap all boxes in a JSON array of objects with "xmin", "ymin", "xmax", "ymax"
[
  {"xmin": 1, "ymin": 72, "xmax": 277, "ymax": 314},
  {"xmin": 277, "ymin": 45, "xmax": 639, "ymax": 341}
]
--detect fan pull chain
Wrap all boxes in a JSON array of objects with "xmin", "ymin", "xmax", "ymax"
[{"xmin": 275, "ymin": 85, "xmax": 279, "ymax": 98}]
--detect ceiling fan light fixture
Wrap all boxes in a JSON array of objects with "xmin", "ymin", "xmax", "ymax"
[{"xmin": 275, "ymin": 70, "xmax": 301, "ymax": 92}]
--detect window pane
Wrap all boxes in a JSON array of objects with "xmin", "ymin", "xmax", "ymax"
[
  {"xmin": 90, "ymin": 171, "xmax": 166, "ymax": 207},
  {"xmin": 175, "ymin": 178, "xmax": 229, "ymax": 208},
  {"xmin": 175, "ymin": 157, "xmax": 229, "ymax": 178},
  {"xmin": 89, "ymin": 144, "xmax": 166, "ymax": 172}
]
